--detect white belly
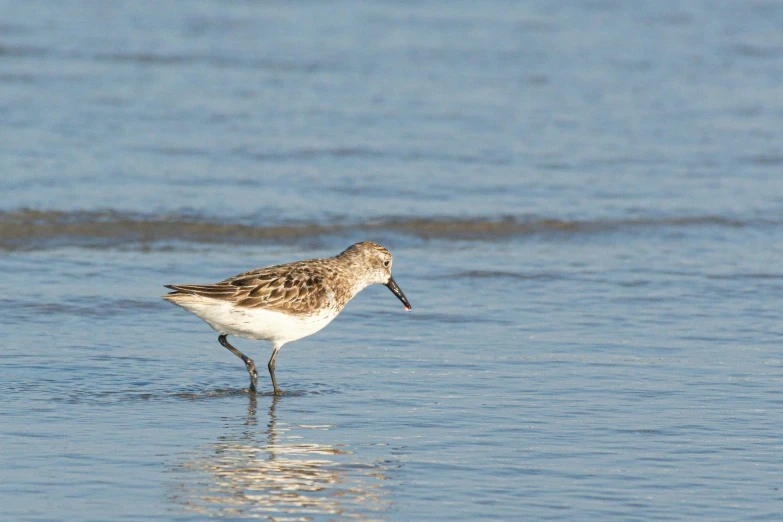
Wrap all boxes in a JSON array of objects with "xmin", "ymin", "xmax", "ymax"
[{"xmin": 172, "ymin": 299, "xmax": 338, "ymax": 346}]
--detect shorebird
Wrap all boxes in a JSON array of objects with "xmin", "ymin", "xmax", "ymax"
[{"xmin": 162, "ymin": 242, "xmax": 411, "ymax": 395}]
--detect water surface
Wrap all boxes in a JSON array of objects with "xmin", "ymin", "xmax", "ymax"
[{"xmin": 2, "ymin": 1, "xmax": 783, "ymax": 520}]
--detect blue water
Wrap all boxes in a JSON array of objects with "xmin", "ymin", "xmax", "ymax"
[{"xmin": 2, "ymin": 1, "xmax": 783, "ymax": 520}]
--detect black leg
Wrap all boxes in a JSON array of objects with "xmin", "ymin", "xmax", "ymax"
[
  {"xmin": 268, "ymin": 346, "xmax": 282, "ymax": 396},
  {"xmin": 218, "ymin": 334, "xmax": 258, "ymax": 392}
]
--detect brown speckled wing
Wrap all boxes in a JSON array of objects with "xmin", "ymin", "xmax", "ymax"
[{"xmin": 167, "ymin": 259, "xmax": 351, "ymax": 315}]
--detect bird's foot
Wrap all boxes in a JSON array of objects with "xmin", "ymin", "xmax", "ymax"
[{"xmin": 245, "ymin": 358, "xmax": 258, "ymax": 392}]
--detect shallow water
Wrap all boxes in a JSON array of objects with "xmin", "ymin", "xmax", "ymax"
[{"xmin": 2, "ymin": 1, "xmax": 783, "ymax": 520}]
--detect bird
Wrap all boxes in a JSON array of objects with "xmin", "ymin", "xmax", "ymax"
[{"xmin": 162, "ymin": 241, "xmax": 411, "ymax": 395}]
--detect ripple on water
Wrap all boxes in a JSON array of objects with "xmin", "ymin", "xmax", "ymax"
[{"xmin": 35, "ymin": 382, "xmax": 344, "ymax": 406}]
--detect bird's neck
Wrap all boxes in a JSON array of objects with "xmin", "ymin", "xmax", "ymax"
[{"xmin": 331, "ymin": 255, "xmax": 376, "ymax": 305}]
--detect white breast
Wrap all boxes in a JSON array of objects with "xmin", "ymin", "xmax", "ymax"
[{"xmin": 172, "ymin": 299, "xmax": 339, "ymax": 346}]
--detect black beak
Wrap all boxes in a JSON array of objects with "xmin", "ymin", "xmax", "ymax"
[{"xmin": 386, "ymin": 275, "xmax": 411, "ymax": 311}]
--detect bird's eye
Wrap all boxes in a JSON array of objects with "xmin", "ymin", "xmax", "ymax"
[{"xmin": 383, "ymin": 260, "xmax": 390, "ymax": 267}]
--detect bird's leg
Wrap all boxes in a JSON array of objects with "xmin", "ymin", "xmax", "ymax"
[
  {"xmin": 268, "ymin": 346, "xmax": 282, "ymax": 396},
  {"xmin": 218, "ymin": 334, "xmax": 258, "ymax": 392}
]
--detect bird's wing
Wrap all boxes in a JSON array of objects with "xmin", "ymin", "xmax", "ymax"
[{"xmin": 165, "ymin": 260, "xmax": 340, "ymax": 315}]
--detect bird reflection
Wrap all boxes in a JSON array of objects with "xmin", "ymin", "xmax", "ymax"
[{"xmin": 169, "ymin": 394, "xmax": 392, "ymax": 520}]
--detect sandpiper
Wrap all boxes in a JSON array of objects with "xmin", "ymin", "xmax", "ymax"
[{"xmin": 162, "ymin": 242, "xmax": 411, "ymax": 395}]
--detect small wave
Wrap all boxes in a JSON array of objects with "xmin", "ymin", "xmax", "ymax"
[
  {"xmin": 17, "ymin": 47, "xmax": 346, "ymax": 73},
  {"xmin": 446, "ymin": 270, "xmax": 561, "ymax": 280},
  {"xmin": 0, "ymin": 209, "xmax": 762, "ymax": 251},
  {"xmin": 732, "ymin": 43, "xmax": 783, "ymax": 59},
  {"xmin": 0, "ymin": 44, "xmax": 49, "ymax": 58},
  {"xmin": 43, "ymin": 383, "xmax": 340, "ymax": 406},
  {"xmin": 241, "ymin": 146, "xmax": 509, "ymax": 165}
]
